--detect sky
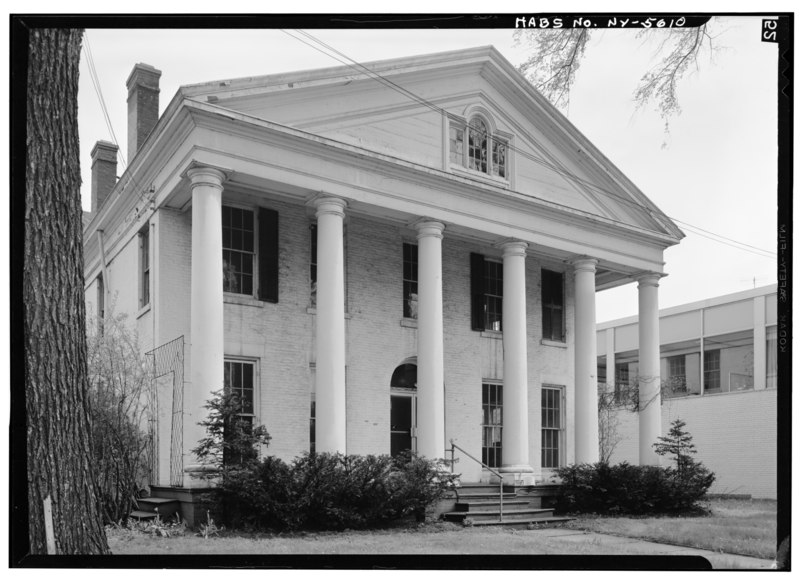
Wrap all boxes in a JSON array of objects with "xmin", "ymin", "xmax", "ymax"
[{"xmin": 74, "ymin": 15, "xmax": 780, "ymax": 323}]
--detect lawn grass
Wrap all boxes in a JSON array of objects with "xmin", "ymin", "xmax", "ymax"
[{"xmin": 564, "ymin": 498, "xmax": 777, "ymax": 559}]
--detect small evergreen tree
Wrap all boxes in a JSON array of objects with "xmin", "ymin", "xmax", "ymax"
[
  {"xmin": 653, "ymin": 418, "xmax": 697, "ymax": 478},
  {"xmin": 654, "ymin": 419, "xmax": 715, "ymax": 508},
  {"xmin": 194, "ymin": 389, "xmax": 271, "ymax": 468}
]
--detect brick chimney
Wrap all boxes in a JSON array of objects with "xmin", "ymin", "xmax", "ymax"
[
  {"xmin": 91, "ymin": 140, "xmax": 119, "ymax": 213},
  {"xmin": 126, "ymin": 63, "xmax": 162, "ymax": 164}
]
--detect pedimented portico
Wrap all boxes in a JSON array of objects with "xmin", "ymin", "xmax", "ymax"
[{"xmin": 82, "ymin": 46, "xmax": 683, "ymax": 490}]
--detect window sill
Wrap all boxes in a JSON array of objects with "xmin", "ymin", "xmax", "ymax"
[
  {"xmin": 481, "ymin": 330, "xmax": 503, "ymax": 340},
  {"xmin": 450, "ymin": 164, "xmax": 510, "ymax": 188},
  {"xmin": 541, "ymin": 339, "xmax": 567, "ymax": 348},
  {"xmin": 400, "ymin": 318, "xmax": 418, "ymax": 328},
  {"xmin": 136, "ymin": 303, "xmax": 152, "ymax": 319},
  {"xmin": 224, "ymin": 293, "xmax": 264, "ymax": 308}
]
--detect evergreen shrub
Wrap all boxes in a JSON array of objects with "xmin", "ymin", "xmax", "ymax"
[{"xmin": 555, "ymin": 420, "xmax": 715, "ymax": 516}]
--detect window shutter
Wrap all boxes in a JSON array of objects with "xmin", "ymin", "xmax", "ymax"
[
  {"xmin": 470, "ymin": 252, "xmax": 485, "ymax": 331},
  {"xmin": 258, "ymin": 207, "xmax": 279, "ymax": 303}
]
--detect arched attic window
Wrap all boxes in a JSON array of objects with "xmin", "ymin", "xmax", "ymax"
[{"xmin": 449, "ymin": 113, "xmax": 508, "ymax": 179}]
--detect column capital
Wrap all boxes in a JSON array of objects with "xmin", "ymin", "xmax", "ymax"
[
  {"xmin": 413, "ymin": 219, "xmax": 445, "ymax": 240},
  {"xmin": 570, "ymin": 257, "xmax": 598, "ymax": 274},
  {"xmin": 635, "ymin": 272, "xmax": 666, "ymax": 288},
  {"xmin": 313, "ymin": 196, "xmax": 347, "ymax": 218},
  {"xmin": 499, "ymin": 239, "xmax": 528, "ymax": 258},
  {"xmin": 186, "ymin": 165, "xmax": 227, "ymax": 190}
]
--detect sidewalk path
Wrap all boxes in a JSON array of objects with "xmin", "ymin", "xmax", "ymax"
[{"xmin": 533, "ymin": 528, "xmax": 775, "ymax": 570}]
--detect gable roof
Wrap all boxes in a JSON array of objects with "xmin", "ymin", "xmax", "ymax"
[{"xmin": 169, "ymin": 45, "xmax": 683, "ymax": 243}]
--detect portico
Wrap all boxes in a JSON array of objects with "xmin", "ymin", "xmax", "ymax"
[{"xmin": 83, "ymin": 48, "xmax": 682, "ymax": 490}]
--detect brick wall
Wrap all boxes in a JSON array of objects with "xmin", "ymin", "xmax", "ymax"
[
  {"xmin": 607, "ymin": 388, "xmax": 777, "ymax": 498},
  {"xmin": 107, "ymin": 200, "xmax": 582, "ymax": 483}
]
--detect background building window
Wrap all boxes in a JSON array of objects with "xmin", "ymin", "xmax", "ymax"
[
  {"xmin": 403, "ymin": 243, "xmax": 418, "ymax": 319},
  {"xmin": 666, "ymin": 355, "xmax": 687, "ymax": 394},
  {"xmin": 139, "ymin": 227, "xmax": 150, "ymax": 308},
  {"xmin": 766, "ymin": 326, "xmax": 777, "ymax": 388},
  {"xmin": 222, "ymin": 206, "xmax": 255, "ymax": 295},
  {"xmin": 541, "ymin": 387, "xmax": 564, "ymax": 469},
  {"xmin": 542, "ymin": 269, "xmax": 565, "ymax": 341},
  {"xmin": 704, "ymin": 349, "xmax": 721, "ymax": 391},
  {"xmin": 482, "ymin": 383, "xmax": 503, "ymax": 468}
]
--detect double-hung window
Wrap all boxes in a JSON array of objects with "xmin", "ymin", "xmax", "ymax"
[
  {"xmin": 223, "ymin": 359, "xmax": 257, "ymax": 465},
  {"xmin": 470, "ymin": 253, "xmax": 503, "ymax": 331},
  {"xmin": 541, "ymin": 386, "xmax": 565, "ymax": 469},
  {"xmin": 482, "ymin": 383, "xmax": 503, "ymax": 468},
  {"xmin": 139, "ymin": 227, "xmax": 150, "ymax": 308},
  {"xmin": 541, "ymin": 269, "xmax": 565, "ymax": 341},
  {"xmin": 223, "ymin": 206, "xmax": 255, "ymax": 296},
  {"xmin": 221, "ymin": 205, "xmax": 280, "ymax": 302},
  {"xmin": 403, "ymin": 243, "xmax": 418, "ymax": 319}
]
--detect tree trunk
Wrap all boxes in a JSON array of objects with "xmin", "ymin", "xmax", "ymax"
[{"xmin": 25, "ymin": 28, "xmax": 110, "ymax": 555}]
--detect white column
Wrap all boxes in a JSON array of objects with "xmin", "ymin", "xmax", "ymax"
[
  {"xmin": 499, "ymin": 240, "xmax": 532, "ymax": 472},
  {"xmin": 637, "ymin": 273, "xmax": 662, "ymax": 466},
  {"xmin": 314, "ymin": 197, "xmax": 348, "ymax": 454},
  {"xmin": 415, "ymin": 220, "xmax": 446, "ymax": 460},
  {"xmin": 573, "ymin": 258, "xmax": 599, "ymax": 464},
  {"xmin": 186, "ymin": 166, "xmax": 226, "ymax": 477}
]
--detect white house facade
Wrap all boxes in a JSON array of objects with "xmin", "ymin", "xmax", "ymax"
[
  {"xmin": 82, "ymin": 47, "xmax": 683, "ymax": 496},
  {"xmin": 596, "ymin": 285, "xmax": 778, "ymax": 499}
]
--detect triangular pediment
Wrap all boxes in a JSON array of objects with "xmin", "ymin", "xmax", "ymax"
[{"xmin": 178, "ymin": 46, "xmax": 682, "ymax": 242}]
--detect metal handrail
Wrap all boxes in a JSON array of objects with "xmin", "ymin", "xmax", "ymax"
[{"xmin": 449, "ymin": 439, "xmax": 505, "ymax": 522}]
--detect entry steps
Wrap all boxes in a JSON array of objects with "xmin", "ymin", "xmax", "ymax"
[{"xmin": 444, "ymin": 483, "xmax": 573, "ymax": 527}]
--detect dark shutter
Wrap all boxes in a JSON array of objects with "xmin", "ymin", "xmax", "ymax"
[
  {"xmin": 470, "ymin": 252, "xmax": 485, "ymax": 331},
  {"xmin": 258, "ymin": 207, "xmax": 279, "ymax": 303}
]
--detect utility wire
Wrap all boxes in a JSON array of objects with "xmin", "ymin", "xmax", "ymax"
[{"xmin": 283, "ymin": 30, "xmax": 777, "ymax": 261}]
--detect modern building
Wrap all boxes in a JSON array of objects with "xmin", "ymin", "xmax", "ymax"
[
  {"xmin": 596, "ymin": 285, "xmax": 778, "ymax": 498},
  {"xmin": 82, "ymin": 47, "xmax": 684, "ymax": 502}
]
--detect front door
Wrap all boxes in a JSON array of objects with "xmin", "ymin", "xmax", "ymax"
[{"xmin": 390, "ymin": 393, "xmax": 416, "ymax": 456}]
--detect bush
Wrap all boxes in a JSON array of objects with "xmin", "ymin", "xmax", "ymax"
[
  {"xmin": 199, "ymin": 450, "xmax": 457, "ymax": 531},
  {"xmin": 555, "ymin": 420, "xmax": 714, "ymax": 516},
  {"xmin": 193, "ymin": 390, "xmax": 458, "ymax": 531},
  {"xmin": 87, "ymin": 312, "xmax": 153, "ymax": 524}
]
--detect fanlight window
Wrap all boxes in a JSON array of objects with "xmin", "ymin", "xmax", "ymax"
[{"xmin": 450, "ymin": 115, "xmax": 507, "ymax": 178}]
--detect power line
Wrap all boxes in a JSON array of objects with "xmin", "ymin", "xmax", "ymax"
[{"xmin": 282, "ymin": 30, "xmax": 777, "ymax": 261}]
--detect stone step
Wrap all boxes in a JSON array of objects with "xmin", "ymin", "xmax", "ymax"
[
  {"xmin": 455, "ymin": 499, "xmax": 532, "ymax": 512},
  {"xmin": 129, "ymin": 510, "xmax": 159, "ymax": 521},
  {"xmin": 444, "ymin": 508, "xmax": 557, "ymax": 522},
  {"xmin": 456, "ymin": 484, "xmax": 516, "ymax": 496},
  {"xmin": 136, "ymin": 497, "xmax": 180, "ymax": 518},
  {"xmin": 468, "ymin": 516, "xmax": 575, "ymax": 528}
]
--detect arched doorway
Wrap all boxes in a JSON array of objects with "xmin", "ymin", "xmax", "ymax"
[{"xmin": 390, "ymin": 363, "xmax": 417, "ymax": 457}]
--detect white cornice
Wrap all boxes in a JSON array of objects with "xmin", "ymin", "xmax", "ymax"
[{"xmin": 181, "ymin": 99, "xmax": 678, "ymax": 249}]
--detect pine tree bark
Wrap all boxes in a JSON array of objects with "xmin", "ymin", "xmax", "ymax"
[{"xmin": 24, "ymin": 28, "xmax": 110, "ymax": 555}]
